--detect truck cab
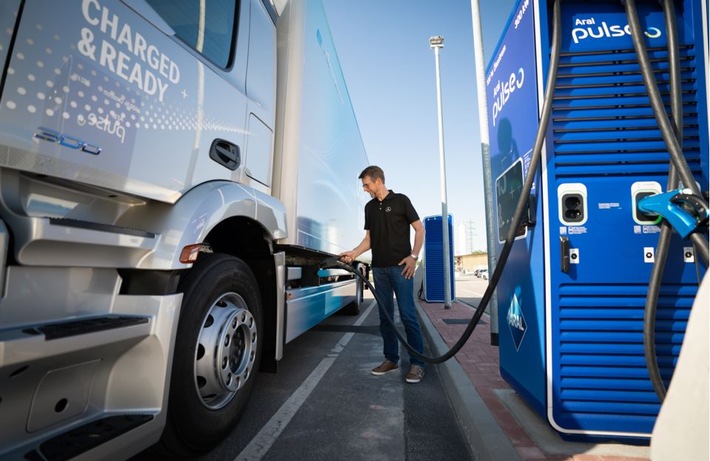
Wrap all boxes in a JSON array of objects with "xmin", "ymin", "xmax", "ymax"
[{"xmin": 0, "ymin": 0, "xmax": 368, "ymax": 458}]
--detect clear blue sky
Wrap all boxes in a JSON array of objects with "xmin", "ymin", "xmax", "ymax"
[{"xmin": 322, "ymin": 0, "xmax": 517, "ymax": 252}]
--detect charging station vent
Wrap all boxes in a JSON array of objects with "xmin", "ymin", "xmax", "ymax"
[
  {"xmin": 423, "ymin": 215, "xmax": 455, "ymax": 303},
  {"xmin": 551, "ymin": 45, "xmax": 703, "ymax": 178},
  {"xmin": 555, "ymin": 283, "xmax": 692, "ymax": 429}
]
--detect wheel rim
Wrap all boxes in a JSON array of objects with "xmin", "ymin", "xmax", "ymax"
[{"xmin": 194, "ymin": 292, "xmax": 257, "ymax": 410}]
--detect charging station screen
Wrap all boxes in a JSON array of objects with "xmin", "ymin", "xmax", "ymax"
[{"xmin": 495, "ymin": 158, "xmax": 525, "ymax": 242}]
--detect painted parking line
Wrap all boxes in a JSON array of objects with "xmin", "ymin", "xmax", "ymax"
[{"xmin": 234, "ymin": 300, "xmax": 377, "ymax": 461}]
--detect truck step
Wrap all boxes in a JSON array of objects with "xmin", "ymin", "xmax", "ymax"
[
  {"xmin": 0, "ymin": 314, "xmax": 153, "ymax": 369},
  {"xmin": 24, "ymin": 414, "xmax": 154, "ymax": 461},
  {"xmin": 23, "ymin": 315, "xmax": 149, "ymax": 341}
]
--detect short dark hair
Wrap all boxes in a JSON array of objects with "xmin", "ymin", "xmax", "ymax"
[{"xmin": 359, "ymin": 165, "xmax": 385, "ymax": 183}]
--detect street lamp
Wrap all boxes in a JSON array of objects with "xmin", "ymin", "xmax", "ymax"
[{"xmin": 429, "ymin": 35, "xmax": 452, "ymax": 309}]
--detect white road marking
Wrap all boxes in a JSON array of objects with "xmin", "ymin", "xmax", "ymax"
[{"xmin": 234, "ymin": 300, "xmax": 377, "ymax": 461}]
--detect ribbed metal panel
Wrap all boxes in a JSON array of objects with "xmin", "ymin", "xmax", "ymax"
[
  {"xmin": 548, "ymin": 36, "xmax": 702, "ymax": 436},
  {"xmin": 423, "ymin": 215, "xmax": 455, "ymax": 303},
  {"xmin": 551, "ymin": 45, "xmax": 703, "ymax": 179},
  {"xmin": 552, "ymin": 283, "xmax": 693, "ymax": 432}
]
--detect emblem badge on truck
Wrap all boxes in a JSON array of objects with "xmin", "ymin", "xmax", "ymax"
[{"xmin": 33, "ymin": 126, "xmax": 102, "ymax": 155}]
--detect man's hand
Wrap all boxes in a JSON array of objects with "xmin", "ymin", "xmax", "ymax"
[
  {"xmin": 399, "ymin": 255, "xmax": 417, "ymax": 279},
  {"xmin": 339, "ymin": 250, "xmax": 356, "ymax": 264}
]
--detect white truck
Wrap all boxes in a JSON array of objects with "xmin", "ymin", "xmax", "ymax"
[{"xmin": 0, "ymin": 0, "xmax": 369, "ymax": 458}]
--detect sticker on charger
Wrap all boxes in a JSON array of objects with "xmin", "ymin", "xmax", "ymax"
[
  {"xmin": 644, "ymin": 247, "xmax": 655, "ymax": 263},
  {"xmin": 684, "ymin": 247, "xmax": 695, "ymax": 263},
  {"xmin": 507, "ymin": 290, "xmax": 527, "ymax": 351},
  {"xmin": 598, "ymin": 202, "xmax": 621, "ymax": 210}
]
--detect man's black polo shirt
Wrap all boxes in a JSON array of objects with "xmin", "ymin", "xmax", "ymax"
[{"xmin": 364, "ymin": 190, "xmax": 419, "ymax": 268}]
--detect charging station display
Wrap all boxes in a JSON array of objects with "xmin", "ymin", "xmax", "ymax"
[
  {"xmin": 486, "ymin": 0, "xmax": 708, "ymax": 442},
  {"xmin": 495, "ymin": 158, "xmax": 527, "ymax": 243}
]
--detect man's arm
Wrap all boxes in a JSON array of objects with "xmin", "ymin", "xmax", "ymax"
[
  {"xmin": 410, "ymin": 219, "xmax": 425, "ymax": 258},
  {"xmin": 339, "ymin": 230, "xmax": 371, "ymax": 263},
  {"xmin": 399, "ymin": 219, "xmax": 425, "ymax": 279}
]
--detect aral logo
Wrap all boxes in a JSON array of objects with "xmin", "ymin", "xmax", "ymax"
[
  {"xmin": 506, "ymin": 291, "xmax": 527, "ymax": 351},
  {"xmin": 572, "ymin": 17, "xmax": 662, "ymax": 44}
]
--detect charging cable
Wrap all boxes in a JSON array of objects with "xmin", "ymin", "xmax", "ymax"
[{"xmin": 626, "ymin": 0, "xmax": 710, "ymax": 402}]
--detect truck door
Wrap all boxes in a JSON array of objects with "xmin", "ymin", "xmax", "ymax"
[{"xmin": 0, "ymin": 0, "xmax": 250, "ymax": 203}]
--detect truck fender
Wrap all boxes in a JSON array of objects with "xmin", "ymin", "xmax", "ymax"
[{"xmin": 132, "ymin": 181, "xmax": 287, "ymax": 270}]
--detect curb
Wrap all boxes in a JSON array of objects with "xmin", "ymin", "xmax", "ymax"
[{"xmin": 415, "ymin": 300, "xmax": 521, "ymax": 461}]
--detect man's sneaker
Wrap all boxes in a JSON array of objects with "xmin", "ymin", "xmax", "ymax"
[
  {"xmin": 406, "ymin": 365, "xmax": 425, "ymax": 383},
  {"xmin": 371, "ymin": 360, "xmax": 398, "ymax": 376}
]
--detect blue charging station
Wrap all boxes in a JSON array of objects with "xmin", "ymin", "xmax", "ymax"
[
  {"xmin": 423, "ymin": 214, "xmax": 456, "ymax": 303},
  {"xmin": 486, "ymin": 0, "xmax": 708, "ymax": 442}
]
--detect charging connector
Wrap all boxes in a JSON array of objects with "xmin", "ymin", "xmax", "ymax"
[{"xmin": 632, "ymin": 181, "xmax": 663, "ymax": 225}]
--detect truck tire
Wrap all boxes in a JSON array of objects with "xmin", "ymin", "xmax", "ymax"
[
  {"xmin": 340, "ymin": 264, "xmax": 365, "ymax": 316},
  {"xmin": 158, "ymin": 253, "xmax": 262, "ymax": 456}
]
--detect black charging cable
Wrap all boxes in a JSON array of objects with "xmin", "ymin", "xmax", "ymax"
[{"xmin": 625, "ymin": 0, "xmax": 710, "ymax": 403}]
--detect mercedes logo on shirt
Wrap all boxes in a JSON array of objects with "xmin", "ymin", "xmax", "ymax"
[{"xmin": 385, "ymin": 206, "xmax": 392, "ymax": 212}]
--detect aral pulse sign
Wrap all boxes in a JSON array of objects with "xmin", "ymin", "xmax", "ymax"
[{"xmin": 571, "ymin": 17, "xmax": 662, "ymax": 44}]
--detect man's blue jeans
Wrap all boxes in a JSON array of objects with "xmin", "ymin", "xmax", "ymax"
[{"xmin": 372, "ymin": 266, "xmax": 425, "ymax": 367}]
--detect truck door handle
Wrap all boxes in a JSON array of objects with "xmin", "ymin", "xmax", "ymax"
[{"xmin": 210, "ymin": 139, "xmax": 241, "ymax": 170}]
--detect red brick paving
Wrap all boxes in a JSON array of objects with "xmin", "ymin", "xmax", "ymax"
[{"xmin": 419, "ymin": 298, "xmax": 651, "ymax": 461}]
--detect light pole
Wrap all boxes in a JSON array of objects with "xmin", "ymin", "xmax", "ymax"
[
  {"xmin": 429, "ymin": 35, "xmax": 452, "ymax": 309},
  {"xmin": 470, "ymin": 0, "xmax": 499, "ymax": 344}
]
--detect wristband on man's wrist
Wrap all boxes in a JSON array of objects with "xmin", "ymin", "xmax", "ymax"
[{"xmin": 410, "ymin": 254, "xmax": 418, "ymax": 260}]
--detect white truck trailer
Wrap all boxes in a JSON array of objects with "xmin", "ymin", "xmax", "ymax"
[{"xmin": 0, "ymin": 0, "xmax": 369, "ymax": 458}]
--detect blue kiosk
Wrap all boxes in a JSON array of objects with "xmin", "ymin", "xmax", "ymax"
[{"xmin": 423, "ymin": 214, "xmax": 456, "ymax": 303}]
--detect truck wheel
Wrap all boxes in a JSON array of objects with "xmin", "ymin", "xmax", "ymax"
[
  {"xmin": 158, "ymin": 253, "xmax": 262, "ymax": 456},
  {"xmin": 340, "ymin": 264, "xmax": 365, "ymax": 315}
]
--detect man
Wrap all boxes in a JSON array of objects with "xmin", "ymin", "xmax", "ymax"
[{"xmin": 340, "ymin": 165, "xmax": 426, "ymax": 384}]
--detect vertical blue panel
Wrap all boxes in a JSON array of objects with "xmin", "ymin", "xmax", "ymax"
[
  {"xmin": 486, "ymin": 0, "xmax": 547, "ymax": 418},
  {"xmin": 423, "ymin": 215, "xmax": 456, "ymax": 302}
]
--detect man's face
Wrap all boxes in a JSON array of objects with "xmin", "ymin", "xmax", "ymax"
[{"xmin": 361, "ymin": 176, "xmax": 379, "ymax": 198}]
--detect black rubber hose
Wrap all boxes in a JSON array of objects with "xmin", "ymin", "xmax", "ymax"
[
  {"xmin": 638, "ymin": 0, "xmax": 682, "ymax": 404},
  {"xmin": 624, "ymin": 0, "xmax": 709, "ymax": 265},
  {"xmin": 327, "ymin": 0, "xmax": 563, "ymax": 364},
  {"xmin": 644, "ymin": 225, "xmax": 674, "ymax": 402},
  {"xmin": 626, "ymin": 0, "xmax": 709, "ymax": 403},
  {"xmin": 623, "ymin": 0, "xmax": 702, "ymax": 197}
]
